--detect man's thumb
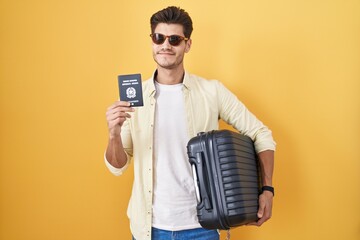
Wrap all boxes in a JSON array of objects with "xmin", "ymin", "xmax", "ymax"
[{"xmin": 257, "ymin": 202, "xmax": 265, "ymax": 218}]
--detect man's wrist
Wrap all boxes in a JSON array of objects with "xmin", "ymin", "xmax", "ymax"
[
  {"xmin": 109, "ymin": 131, "xmax": 122, "ymax": 140},
  {"xmin": 261, "ymin": 186, "xmax": 274, "ymax": 196}
]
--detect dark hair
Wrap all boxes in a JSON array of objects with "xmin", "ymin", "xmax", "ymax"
[{"xmin": 150, "ymin": 6, "xmax": 193, "ymax": 38}]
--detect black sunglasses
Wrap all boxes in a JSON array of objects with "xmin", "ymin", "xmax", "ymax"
[{"xmin": 150, "ymin": 33, "xmax": 189, "ymax": 46}]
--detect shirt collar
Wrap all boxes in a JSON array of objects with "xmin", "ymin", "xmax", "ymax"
[
  {"xmin": 182, "ymin": 71, "xmax": 192, "ymax": 90},
  {"xmin": 149, "ymin": 70, "xmax": 192, "ymax": 97}
]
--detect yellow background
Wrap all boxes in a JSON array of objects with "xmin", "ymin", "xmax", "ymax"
[{"xmin": 1, "ymin": 0, "xmax": 359, "ymax": 239}]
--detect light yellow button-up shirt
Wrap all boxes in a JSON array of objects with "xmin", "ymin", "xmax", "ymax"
[{"xmin": 105, "ymin": 71, "xmax": 276, "ymax": 240}]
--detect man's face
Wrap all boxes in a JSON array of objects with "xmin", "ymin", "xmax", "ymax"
[{"xmin": 152, "ymin": 23, "xmax": 191, "ymax": 70}]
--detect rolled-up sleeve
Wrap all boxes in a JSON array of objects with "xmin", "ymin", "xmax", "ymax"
[
  {"xmin": 104, "ymin": 153, "xmax": 131, "ymax": 176},
  {"xmin": 216, "ymin": 81, "xmax": 276, "ymax": 153}
]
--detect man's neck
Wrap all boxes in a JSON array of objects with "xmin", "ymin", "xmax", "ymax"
[{"xmin": 155, "ymin": 67, "xmax": 185, "ymax": 85}]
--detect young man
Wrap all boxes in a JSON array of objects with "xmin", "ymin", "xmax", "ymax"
[{"xmin": 105, "ymin": 6, "xmax": 275, "ymax": 240}]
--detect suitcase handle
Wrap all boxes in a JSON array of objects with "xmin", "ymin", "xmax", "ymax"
[
  {"xmin": 191, "ymin": 164, "xmax": 201, "ymax": 203},
  {"xmin": 193, "ymin": 151, "xmax": 212, "ymax": 210}
]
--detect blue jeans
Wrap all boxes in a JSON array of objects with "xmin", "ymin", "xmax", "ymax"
[{"xmin": 132, "ymin": 227, "xmax": 219, "ymax": 240}]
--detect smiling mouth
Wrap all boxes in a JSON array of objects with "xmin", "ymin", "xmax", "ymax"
[{"xmin": 157, "ymin": 51, "xmax": 175, "ymax": 55}]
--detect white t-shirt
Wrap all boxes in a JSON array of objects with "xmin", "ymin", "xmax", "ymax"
[{"xmin": 152, "ymin": 81, "xmax": 200, "ymax": 231}]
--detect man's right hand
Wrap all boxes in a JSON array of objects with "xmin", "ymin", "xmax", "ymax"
[{"xmin": 106, "ymin": 101, "xmax": 134, "ymax": 138}]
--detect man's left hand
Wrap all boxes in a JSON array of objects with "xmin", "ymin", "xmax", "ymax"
[{"xmin": 247, "ymin": 191, "xmax": 273, "ymax": 226}]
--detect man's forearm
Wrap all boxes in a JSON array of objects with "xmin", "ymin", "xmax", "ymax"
[
  {"xmin": 257, "ymin": 150, "xmax": 274, "ymax": 186},
  {"xmin": 105, "ymin": 135, "xmax": 128, "ymax": 168}
]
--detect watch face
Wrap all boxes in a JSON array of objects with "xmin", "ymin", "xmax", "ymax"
[{"xmin": 262, "ymin": 186, "xmax": 274, "ymax": 196}]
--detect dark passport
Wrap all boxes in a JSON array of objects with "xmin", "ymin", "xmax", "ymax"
[{"xmin": 118, "ymin": 74, "xmax": 144, "ymax": 107}]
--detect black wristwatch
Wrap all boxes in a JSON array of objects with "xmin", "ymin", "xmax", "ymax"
[{"xmin": 261, "ymin": 186, "xmax": 275, "ymax": 196}]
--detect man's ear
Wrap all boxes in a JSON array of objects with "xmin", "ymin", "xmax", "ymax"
[{"xmin": 185, "ymin": 39, "xmax": 192, "ymax": 53}]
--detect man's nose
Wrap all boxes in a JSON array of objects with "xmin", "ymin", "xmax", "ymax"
[{"xmin": 162, "ymin": 37, "xmax": 172, "ymax": 48}]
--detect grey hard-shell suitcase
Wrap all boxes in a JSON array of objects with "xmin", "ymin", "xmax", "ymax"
[{"xmin": 187, "ymin": 130, "xmax": 260, "ymax": 230}]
